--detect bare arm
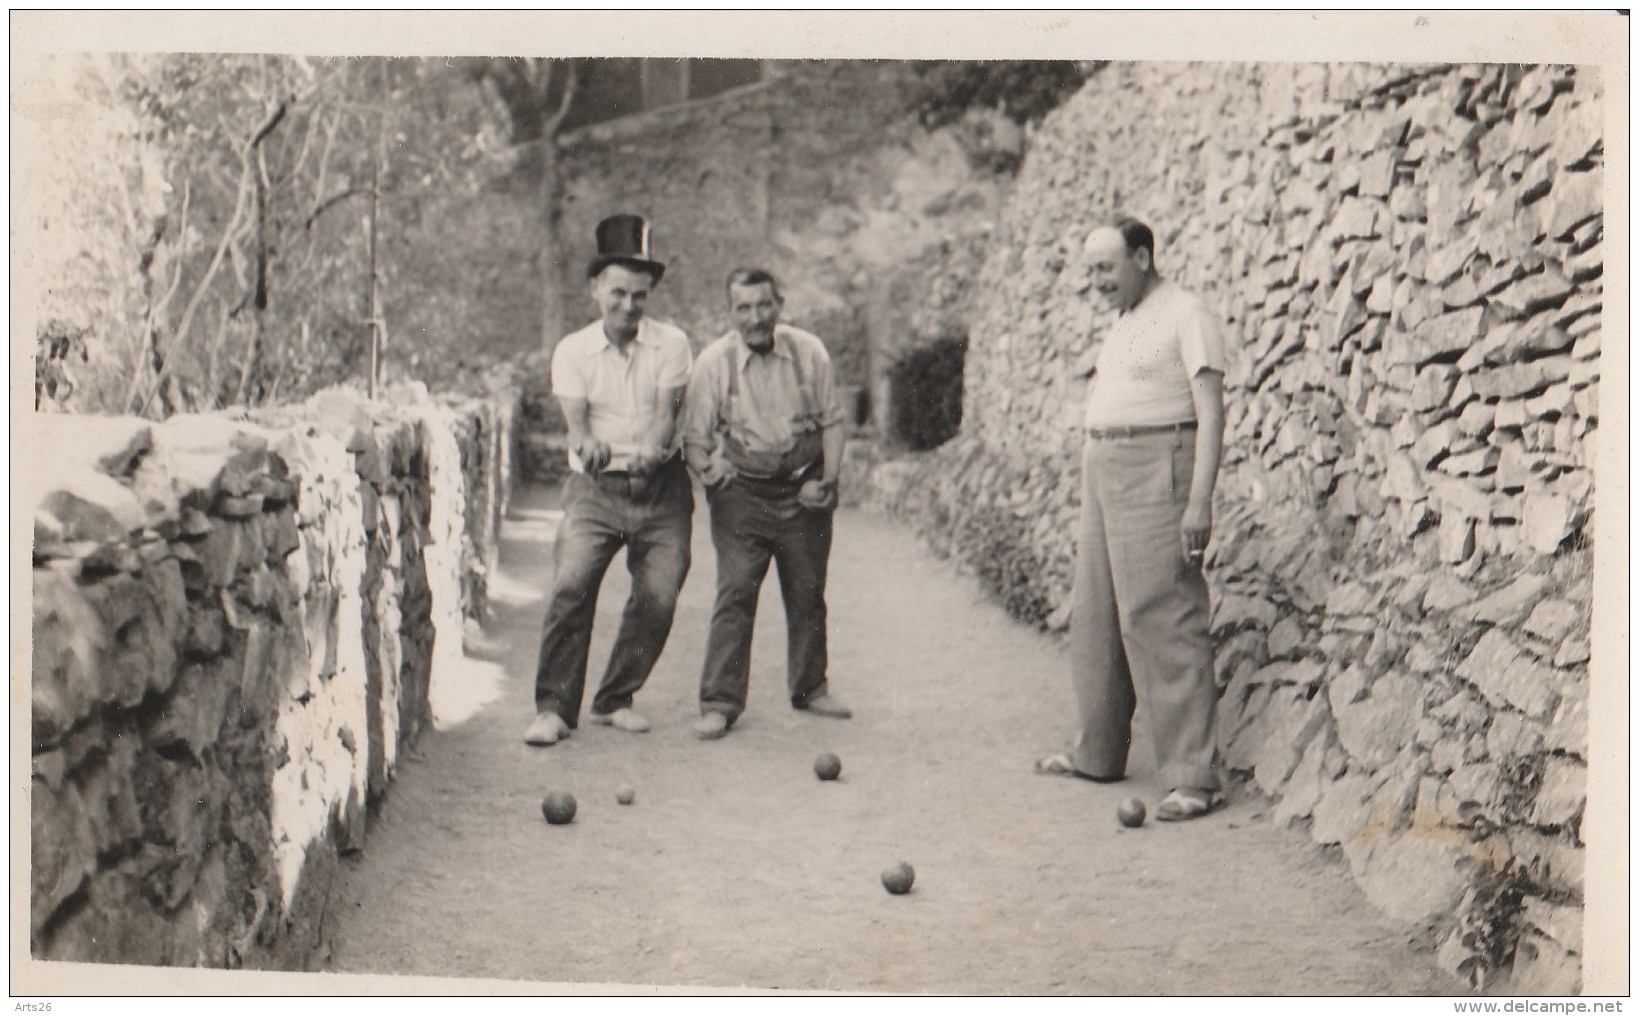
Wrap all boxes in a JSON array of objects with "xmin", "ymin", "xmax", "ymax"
[{"xmin": 1181, "ymin": 369, "xmax": 1225, "ymax": 562}]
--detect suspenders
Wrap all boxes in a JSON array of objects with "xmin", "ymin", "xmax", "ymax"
[{"xmin": 717, "ymin": 331, "xmax": 825, "ymax": 481}]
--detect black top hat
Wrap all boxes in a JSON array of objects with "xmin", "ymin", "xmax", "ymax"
[{"xmin": 587, "ymin": 213, "xmax": 666, "ymax": 282}]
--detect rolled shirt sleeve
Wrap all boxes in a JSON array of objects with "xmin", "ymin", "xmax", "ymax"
[
  {"xmin": 659, "ymin": 333, "xmax": 694, "ymax": 392},
  {"xmin": 806, "ymin": 341, "xmax": 846, "ymax": 430},
  {"xmin": 1178, "ymin": 297, "xmax": 1227, "ymax": 379},
  {"xmin": 550, "ymin": 340, "xmax": 587, "ymax": 401},
  {"xmin": 680, "ymin": 350, "xmax": 725, "ymax": 460}
]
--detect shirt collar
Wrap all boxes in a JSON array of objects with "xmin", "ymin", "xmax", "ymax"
[
  {"xmin": 734, "ymin": 325, "xmax": 793, "ymax": 369},
  {"xmin": 596, "ymin": 317, "xmax": 655, "ymax": 354}
]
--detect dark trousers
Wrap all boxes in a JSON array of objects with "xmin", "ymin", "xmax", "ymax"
[
  {"xmin": 698, "ymin": 478, "xmax": 833, "ymax": 720},
  {"xmin": 533, "ymin": 459, "xmax": 692, "ymax": 726}
]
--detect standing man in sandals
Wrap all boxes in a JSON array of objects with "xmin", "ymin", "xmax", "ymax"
[
  {"xmin": 524, "ymin": 214, "xmax": 694, "ymax": 747},
  {"xmin": 681, "ymin": 267, "xmax": 851, "ymax": 740},
  {"xmin": 1034, "ymin": 217, "xmax": 1227, "ymax": 822}
]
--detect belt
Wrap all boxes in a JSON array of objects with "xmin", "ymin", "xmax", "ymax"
[
  {"xmin": 589, "ymin": 456, "xmax": 680, "ymax": 495},
  {"xmin": 1086, "ymin": 420, "xmax": 1198, "ymax": 440}
]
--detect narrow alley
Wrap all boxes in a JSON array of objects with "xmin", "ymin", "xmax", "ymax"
[{"xmin": 323, "ymin": 484, "xmax": 1464, "ymax": 995}]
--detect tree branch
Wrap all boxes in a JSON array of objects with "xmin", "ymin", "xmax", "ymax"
[
  {"xmin": 303, "ymin": 186, "xmax": 371, "ymax": 230},
  {"xmin": 543, "ymin": 59, "xmax": 581, "ymax": 139}
]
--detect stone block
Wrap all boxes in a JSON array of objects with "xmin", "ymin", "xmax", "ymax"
[
  {"xmin": 1210, "ymin": 592, "xmax": 1281, "ymax": 634},
  {"xmin": 1455, "ymin": 629, "xmax": 1560, "ymax": 719},
  {"xmin": 1522, "ymin": 597, "xmax": 1580, "ymax": 642},
  {"xmin": 1552, "ymin": 638, "xmax": 1590, "ymax": 670},
  {"xmin": 1568, "ymin": 356, "xmax": 1599, "ymax": 392},
  {"xmin": 1331, "ymin": 197, "xmax": 1383, "ymax": 242},
  {"xmin": 1439, "ymin": 513, "xmax": 1476, "ymax": 564},
  {"xmin": 1439, "ymin": 446, "xmax": 1499, "ymax": 478},
  {"xmin": 1523, "ymin": 492, "xmax": 1576, "ymax": 553},
  {"xmin": 1446, "ymin": 761, "xmax": 1505, "ymax": 815},
  {"xmin": 1423, "ymin": 574, "xmax": 1479, "ymax": 613},
  {"xmin": 1494, "ymin": 440, "xmax": 1534, "ymax": 493},
  {"xmin": 1470, "ymin": 360, "xmax": 1571, "ymax": 400},
  {"xmin": 1525, "ymin": 381, "xmax": 1575, "ymax": 421},
  {"xmin": 1531, "ymin": 755, "xmax": 1585, "ymax": 829},
  {"xmin": 1465, "ymin": 572, "xmax": 1550, "ymax": 625},
  {"xmin": 1272, "ymin": 729, "xmax": 1330, "ymax": 826},
  {"xmin": 31, "ymin": 570, "xmax": 112, "ymax": 747},
  {"xmin": 1354, "ymin": 830, "xmax": 1475, "ymax": 926},
  {"xmin": 142, "ymin": 663, "xmax": 234, "ymax": 761},
  {"xmin": 1311, "ymin": 771, "xmax": 1377, "ymax": 846},
  {"xmin": 1251, "ymin": 685, "xmax": 1329, "ymax": 793},
  {"xmin": 31, "ymin": 778, "xmax": 95, "ymax": 934},
  {"xmin": 1412, "ymin": 421, "xmax": 1462, "ymax": 469},
  {"xmin": 1265, "ymin": 614, "xmax": 1304, "ymax": 657},
  {"xmin": 38, "ymin": 472, "xmax": 149, "ymax": 544},
  {"xmin": 1491, "ymin": 268, "xmax": 1575, "ymax": 319},
  {"xmin": 1333, "ymin": 669, "xmax": 1427, "ymax": 772},
  {"xmin": 1546, "ymin": 167, "xmax": 1602, "ymax": 239},
  {"xmin": 1429, "ymin": 475, "xmax": 1492, "ymax": 521},
  {"xmin": 1410, "ymin": 365, "xmax": 1458, "ymax": 412},
  {"xmin": 1486, "ymin": 710, "xmax": 1546, "ymax": 762}
]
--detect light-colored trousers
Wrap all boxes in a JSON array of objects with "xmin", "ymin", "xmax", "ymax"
[{"xmin": 1068, "ymin": 431, "xmax": 1221, "ymax": 792}]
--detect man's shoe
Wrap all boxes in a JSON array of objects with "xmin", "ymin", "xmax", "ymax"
[
  {"xmin": 798, "ymin": 693, "xmax": 852, "ymax": 720},
  {"xmin": 523, "ymin": 711, "xmax": 570, "ymax": 746},
  {"xmin": 693, "ymin": 712, "xmax": 731, "ymax": 740},
  {"xmin": 590, "ymin": 708, "xmax": 651, "ymax": 734}
]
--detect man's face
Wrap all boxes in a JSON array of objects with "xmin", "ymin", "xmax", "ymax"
[
  {"xmin": 591, "ymin": 264, "xmax": 654, "ymax": 338},
  {"xmin": 729, "ymin": 281, "xmax": 782, "ymax": 348},
  {"xmin": 1083, "ymin": 227, "xmax": 1151, "ymax": 312}
]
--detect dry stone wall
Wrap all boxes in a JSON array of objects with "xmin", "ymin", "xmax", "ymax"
[
  {"xmin": 29, "ymin": 385, "xmax": 512, "ymax": 969},
  {"xmin": 860, "ymin": 62, "xmax": 1600, "ymax": 993}
]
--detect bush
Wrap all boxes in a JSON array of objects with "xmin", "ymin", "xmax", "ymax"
[
  {"xmin": 887, "ymin": 334, "xmax": 966, "ymax": 451},
  {"xmin": 908, "ymin": 61, "xmax": 1095, "ymax": 129}
]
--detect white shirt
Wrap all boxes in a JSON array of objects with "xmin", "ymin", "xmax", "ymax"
[
  {"xmin": 551, "ymin": 317, "xmax": 693, "ymax": 472},
  {"xmin": 1085, "ymin": 281, "xmax": 1226, "ymax": 429}
]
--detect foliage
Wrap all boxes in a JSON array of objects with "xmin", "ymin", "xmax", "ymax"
[
  {"xmin": 1451, "ymin": 859, "xmax": 1530, "ymax": 991},
  {"xmin": 964, "ymin": 507, "xmax": 1055, "ymax": 623},
  {"xmin": 18, "ymin": 53, "xmax": 530, "ymax": 418},
  {"xmin": 908, "ymin": 61, "xmax": 1095, "ymax": 129},
  {"xmin": 887, "ymin": 334, "xmax": 966, "ymax": 451}
]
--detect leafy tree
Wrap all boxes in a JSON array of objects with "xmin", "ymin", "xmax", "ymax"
[{"xmin": 19, "ymin": 53, "xmax": 519, "ymax": 416}]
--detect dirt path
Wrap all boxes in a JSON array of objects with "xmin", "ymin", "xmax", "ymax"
[{"xmin": 322, "ymin": 483, "xmax": 1466, "ymax": 995}]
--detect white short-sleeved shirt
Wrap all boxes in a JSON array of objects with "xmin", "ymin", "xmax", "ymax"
[
  {"xmin": 551, "ymin": 317, "xmax": 693, "ymax": 472},
  {"xmin": 1084, "ymin": 281, "xmax": 1226, "ymax": 429}
]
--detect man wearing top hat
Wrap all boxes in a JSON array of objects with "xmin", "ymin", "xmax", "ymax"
[{"xmin": 524, "ymin": 214, "xmax": 694, "ymax": 746}]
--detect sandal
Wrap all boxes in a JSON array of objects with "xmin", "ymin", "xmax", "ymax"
[
  {"xmin": 1154, "ymin": 788, "xmax": 1219, "ymax": 822},
  {"xmin": 1033, "ymin": 753, "xmax": 1124, "ymax": 783}
]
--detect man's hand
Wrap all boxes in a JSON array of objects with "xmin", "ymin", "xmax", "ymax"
[
  {"xmin": 798, "ymin": 478, "xmax": 838, "ymax": 511},
  {"xmin": 628, "ymin": 445, "xmax": 667, "ymax": 476},
  {"xmin": 698, "ymin": 454, "xmax": 737, "ymax": 489},
  {"xmin": 1180, "ymin": 500, "xmax": 1212, "ymax": 568},
  {"xmin": 575, "ymin": 437, "xmax": 612, "ymax": 474}
]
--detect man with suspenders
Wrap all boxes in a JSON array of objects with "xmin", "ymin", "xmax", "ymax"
[{"xmin": 681, "ymin": 268, "xmax": 852, "ymax": 740}]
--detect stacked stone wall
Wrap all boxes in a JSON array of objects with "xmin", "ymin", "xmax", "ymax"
[
  {"xmin": 29, "ymin": 385, "xmax": 512, "ymax": 969},
  {"xmin": 858, "ymin": 62, "xmax": 1600, "ymax": 992}
]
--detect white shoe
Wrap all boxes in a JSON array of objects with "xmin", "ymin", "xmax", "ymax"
[
  {"xmin": 693, "ymin": 712, "xmax": 731, "ymax": 740},
  {"xmin": 589, "ymin": 708, "xmax": 651, "ymax": 734},
  {"xmin": 524, "ymin": 712, "xmax": 570, "ymax": 746}
]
